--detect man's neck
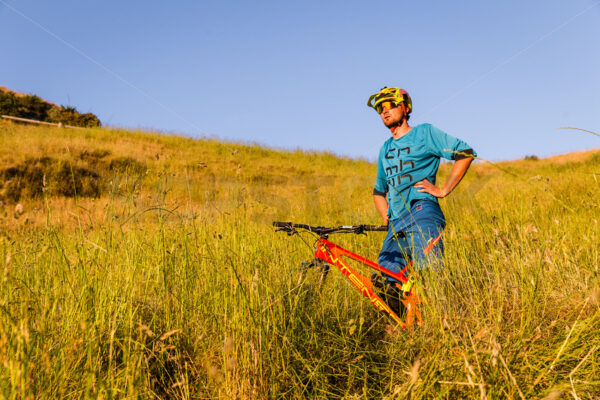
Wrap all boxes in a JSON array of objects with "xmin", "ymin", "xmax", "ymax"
[{"xmin": 390, "ymin": 121, "xmax": 411, "ymax": 139}]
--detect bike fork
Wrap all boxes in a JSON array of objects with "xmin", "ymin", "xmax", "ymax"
[{"xmin": 298, "ymin": 258, "xmax": 330, "ymax": 289}]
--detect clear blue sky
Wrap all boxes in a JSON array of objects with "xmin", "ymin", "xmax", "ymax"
[{"xmin": 1, "ymin": 0, "xmax": 599, "ymax": 161}]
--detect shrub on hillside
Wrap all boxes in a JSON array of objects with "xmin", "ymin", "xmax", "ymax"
[
  {"xmin": 79, "ymin": 149, "xmax": 112, "ymax": 165},
  {"xmin": 0, "ymin": 157, "xmax": 101, "ymax": 202},
  {"xmin": 17, "ymin": 94, "xmax": 52, "ymax": 120},
  {"xmin": 0, "ymin": 152, "xmax": 146, "ymax": 202},
  {"xmin": 0, "ymin": 90, "xmax": 101, "ymax": 127},
  {"xmin": 109, "ymin": 157, "xmax": 147, "ymax": 174},
  {"xmin": 47, "ymin": 105, "xmax": 101, "ymax": 128},
  {"xmin": 0, "ymin": 91, "xmax": 18, "ymax": 115},
  {"xmin": 0, "ymin": 91, "xmax": 52, "ymax": 121}
]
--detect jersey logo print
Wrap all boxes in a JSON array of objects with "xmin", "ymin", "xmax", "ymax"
[
  {"xmin": 402, "ymin": 160, "xmax": 414, "ymax": 169},
  {"xmin": 385, "ymin": 146, "xmax": 411, "ymax": 160},
  {"xmin": 401, "ymin": 174, "xmax": 413, "ymax": 183},
  {"xmin": 385, "ymin": 146, "xmax": 412, "ymax": 187},
  {"xmin": 385, "ymin": 165, "xmax": 399, "ymax": 176}
]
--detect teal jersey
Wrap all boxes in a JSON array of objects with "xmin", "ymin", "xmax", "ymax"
[{"xmin": 374, "ymin": 123, "xmax": 476, "ymax": 219}]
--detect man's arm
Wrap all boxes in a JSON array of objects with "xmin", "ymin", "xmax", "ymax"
[
  {"xmin": 373, "ymin": 194, "xmax": 389, "ymax": 225},
  {"xmin": 414, "ymin": 157, "xmax": 473, "ymax": 198}
]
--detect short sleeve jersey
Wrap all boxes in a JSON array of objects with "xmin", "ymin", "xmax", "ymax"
[{"xmin": 374, "ymin": 123, "xmax": 476, "ymax": 220}]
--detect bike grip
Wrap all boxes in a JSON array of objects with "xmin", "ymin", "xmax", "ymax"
[{"xmin": 272, "ymin": 221, "xmax": 291, "ymax": 227}]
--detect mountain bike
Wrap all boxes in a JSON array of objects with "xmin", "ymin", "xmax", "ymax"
[{"xmin": 273, "ymin": 221, "xmax": 423, "ymax": 328}]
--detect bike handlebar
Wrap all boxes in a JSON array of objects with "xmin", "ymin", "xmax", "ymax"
[{"xmin": 273, "ymin": 221, "xmax": 389, "ymax": 236}]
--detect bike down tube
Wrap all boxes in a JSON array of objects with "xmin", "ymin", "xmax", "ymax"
[{"xmin": 313, "ymin": 238, "xmax": 420, "ymax": 328}]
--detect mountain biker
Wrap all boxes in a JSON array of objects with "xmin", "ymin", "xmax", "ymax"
[{"xmin": 367, "ymin": 87, "xmax": 476, "ymax": 316}]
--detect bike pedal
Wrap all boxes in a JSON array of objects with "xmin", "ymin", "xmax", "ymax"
[
  {"xmin": 317, "ymin": 262, "xmax": 330, "ymax": 273},
  {"xmin": 370, "ymin": 273, "xmax": 385, "ymax": 288},
  {"xmin": 301, "ymin": 261, "xmax": 314, "ymax": 270}
]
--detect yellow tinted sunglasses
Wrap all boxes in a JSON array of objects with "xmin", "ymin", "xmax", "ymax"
[{"xmin": 375, "ymin": 100, "xmax": 403, "ymax": 114}]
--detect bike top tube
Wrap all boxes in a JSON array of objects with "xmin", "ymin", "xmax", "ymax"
[{"xmin": 273, "ymin": 221, "xmax": 392, "ymax": 237}]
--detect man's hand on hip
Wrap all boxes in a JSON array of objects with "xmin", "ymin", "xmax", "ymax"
[{"xmin": 414, "ymin": 179, "xmax": 446, "ymax": 198}]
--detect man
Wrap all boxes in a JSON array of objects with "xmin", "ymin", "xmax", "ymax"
[{"xmin": 367, "ymin": 87, "xmax": 476, "ymax": 316}]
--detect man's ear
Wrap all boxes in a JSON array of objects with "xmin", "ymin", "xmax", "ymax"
[{"xmin": 401, "ymin": 103, "xmax": 410, "ymax": 121}]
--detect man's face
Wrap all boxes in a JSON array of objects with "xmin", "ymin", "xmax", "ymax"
[{"xmin": 379, "ymin": 102, "xmax": 406, "ymax": 128}]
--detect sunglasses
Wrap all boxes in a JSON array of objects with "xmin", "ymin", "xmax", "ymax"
[{"xmin": 374, "ymin": 100, "xmax": 403, "ymax": 114}]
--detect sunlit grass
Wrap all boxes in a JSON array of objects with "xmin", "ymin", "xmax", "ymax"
[{"xmin": 0, "ymin": 121, "xmax": 599, "ymax": 398}]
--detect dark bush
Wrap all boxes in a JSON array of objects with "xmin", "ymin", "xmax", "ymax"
[
  {"xmin": 0, "ymin": 157, "xmax": 101, "ymax": 202},
  {"xmin": 0, "ymin": 91, "xmax": 19, "ymax": 116},
  {"xmin": 0, "ymin": 91, "xmax": 52, "ymax": 120},
  {"xmin": 48, "ymin": 106, "xmax": 101, "ymax": 127},
  {"xmin": 0, "ymin": 89, "xmax": 101, "ymax": 127},
  {"xmin": 0, "ymin": 150, "xmax": 147, "ymax": 202},
  {"xmin": 0, "ymin": 157, "xmax": 51, "ymax": 201},
  {"xmin": 18, "ymin": 95, "xmax": 52, "ymax": 120},
  {"xmin": 79, "ymin": 149, "xmax": 112, "ymax": 167},
  {"xmin": 524, "ymin": 155, "xmax": 539, "ymax": 161},
  {"xmin": 51, "ymin": 160, "xmax": 101, "ymax": 198},
  {"xmin": 109, "ymin": 157, "xmax": 147, "ymax": 174}
]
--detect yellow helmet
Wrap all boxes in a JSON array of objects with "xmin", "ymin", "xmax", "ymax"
[{"xmin": 367, "ymin": 87, "xmax": 412, "ymax": 115}]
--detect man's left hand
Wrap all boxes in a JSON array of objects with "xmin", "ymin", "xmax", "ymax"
[{"xmin": 414, "ymin": 179, "xmax": 446, "ymax": 198}]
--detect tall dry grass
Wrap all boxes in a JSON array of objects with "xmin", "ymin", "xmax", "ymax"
[{"xmin": 0, "ymin": 121, "xmax": 599, "ymax": 398}]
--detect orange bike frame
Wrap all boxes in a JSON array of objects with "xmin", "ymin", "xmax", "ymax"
[{"xmin": 313, "ymin": 238, "xmax": 422, "ymax": 328}]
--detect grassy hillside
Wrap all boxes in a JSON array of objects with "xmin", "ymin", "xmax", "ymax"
[{"xmin": 0, "ymin": 120, "xmax": 599, "ymax": 399}]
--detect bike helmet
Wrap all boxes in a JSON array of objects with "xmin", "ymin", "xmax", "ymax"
[{"xmin": 367, "ymin": 87, "xmax": 412, "ymax": 115}]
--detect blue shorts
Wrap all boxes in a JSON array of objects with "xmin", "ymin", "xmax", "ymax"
[{"xmin": 378, "ymin": 199, "xmax": 445, "ymax": 283}]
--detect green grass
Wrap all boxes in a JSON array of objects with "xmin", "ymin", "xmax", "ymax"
[{"xmin": 0, "ymin": 121, "xmax": 599, "ymax": 399}]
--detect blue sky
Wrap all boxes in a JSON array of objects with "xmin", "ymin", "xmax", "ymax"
[{"xmin": 1, "ymin": 0, "xmax": 599, "ymax": 161}]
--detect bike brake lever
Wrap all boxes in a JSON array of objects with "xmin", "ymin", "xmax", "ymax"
[{"xmin": 275, "ymin": 227, "xmax": 296, "ymax": 236}]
